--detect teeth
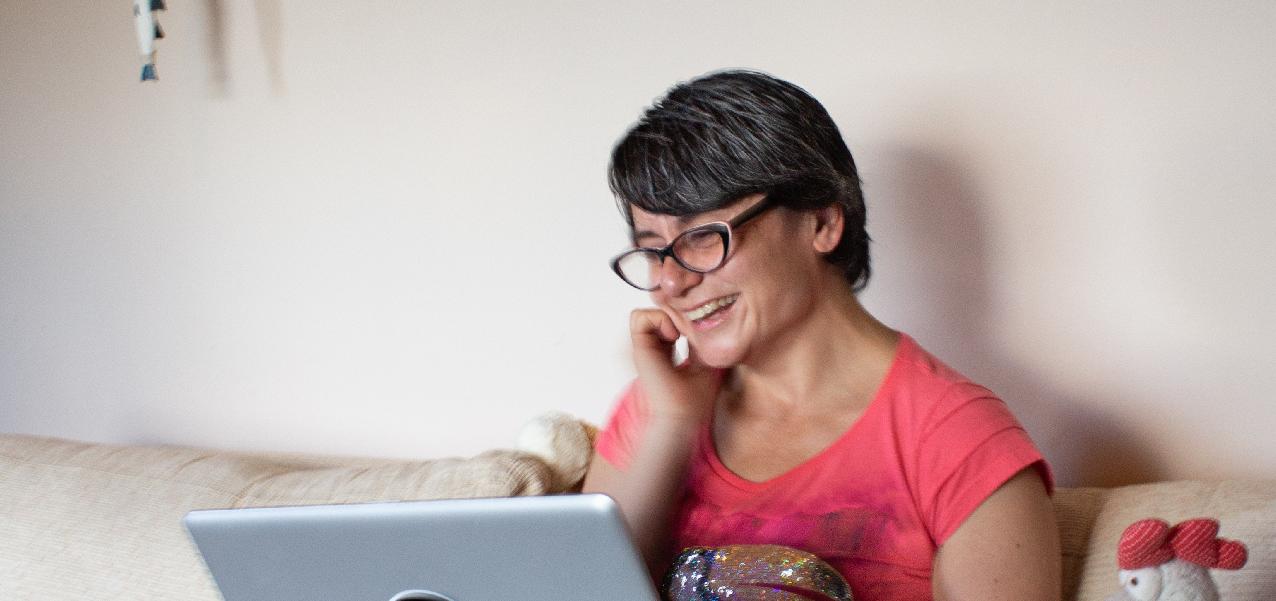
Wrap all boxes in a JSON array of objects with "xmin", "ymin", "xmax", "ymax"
[{"xmin": 686, "ymin": 295, "xmax": 738, "ymax": 321}]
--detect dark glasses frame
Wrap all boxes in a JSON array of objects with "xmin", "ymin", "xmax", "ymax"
[{"xmin": 610, "ymin": 196, "xmax": 776, "ymax": 291}]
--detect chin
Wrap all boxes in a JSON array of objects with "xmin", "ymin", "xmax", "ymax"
[{"xmin": 691, "ymin": 339, "xmax": 746, "ymax": 369}]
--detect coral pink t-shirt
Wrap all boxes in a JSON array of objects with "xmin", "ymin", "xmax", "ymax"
[{"xmin": 595, "ymin": 333, "xmax": 1052, "ymax": 601}]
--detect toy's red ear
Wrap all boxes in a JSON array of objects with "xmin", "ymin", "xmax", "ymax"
[
  {"xmin": 1170, "ymin": 519, "xmax": 1223, "ymax": 568},
  {"xmin": 1119, "ymin": 519, "xmax": 1174, "ymax": 569},
  {"xmin": 1216, "ymin": 540, "xmax": 1248, "ymax": 570},
  {"xmin": 1168, "ymin": 518, "xmax": 1249, "ymax": 570}
]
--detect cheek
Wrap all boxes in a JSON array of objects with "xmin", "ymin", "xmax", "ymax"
[
  {"xmin": 1118, "ymin": 568, "xmax": 1162, "ymax": 601},
  {"xmin": 748, "ymin": 252, "xmax": 818, "ymax": 300},
  {"xmin": 731, "ymin": 267, "xmax": 811, "ymax": 331},
  {"xmin": 716, "ymin": 232, "xmax": 820, "ymax": 315}
]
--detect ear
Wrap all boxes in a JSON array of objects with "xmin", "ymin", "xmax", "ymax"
[{"xmin": 811, "ymin": 204, "xmax": 844, "ymax": 254}]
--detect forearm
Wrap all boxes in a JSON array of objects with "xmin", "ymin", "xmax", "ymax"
[
  {"xmin": 584, "ymin": 415, "xmax": 701, "ymax": 577},
  {"xmin": 592, "ymin": 307, "xmax": 723, "ymax": 576}
]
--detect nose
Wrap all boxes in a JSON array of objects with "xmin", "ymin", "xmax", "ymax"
[{"xmin": 653, "ymin": 255, "xmax": 702, "ymax": 298}]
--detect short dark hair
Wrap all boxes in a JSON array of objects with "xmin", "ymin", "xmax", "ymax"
[{"xmin": 608, "ymin": 70, "xmax": 871, "ymax": 291}]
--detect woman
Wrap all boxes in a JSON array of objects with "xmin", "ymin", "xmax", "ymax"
[{"xmin": 582, "ymin": 70, "xmax": 1061, "ymax": 601}]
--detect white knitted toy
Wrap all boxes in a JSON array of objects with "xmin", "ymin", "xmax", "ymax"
[{"xmin": 1106, "ymin": 518, "xmax": 1248, "ymax": 601}]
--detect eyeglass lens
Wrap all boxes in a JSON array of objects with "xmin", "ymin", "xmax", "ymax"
[{"xmin": 617, "ymin": 226, "xmax": 728, "ymax": 290}]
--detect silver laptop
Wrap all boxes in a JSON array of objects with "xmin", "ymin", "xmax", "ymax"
[{"xmin": 184, "ymin": 493, "xmax": 660, "ymax": 601}]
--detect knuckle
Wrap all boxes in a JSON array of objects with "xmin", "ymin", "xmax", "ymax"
[{"xmin": 630, "ymin": 308, "xmax": 658, "ymax": 330}]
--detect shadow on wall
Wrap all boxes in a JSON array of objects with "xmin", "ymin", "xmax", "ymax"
[
  {"xmin": 205, "ymin": 0, "xmax": 227, "ymax": 95},
  {"xmin": 865, "ymin": 147, "xmax": 1163, "ymax": 488},
  {"xmin": 203, "ymin": 0, "xmax": 286, "ymax": 96}
]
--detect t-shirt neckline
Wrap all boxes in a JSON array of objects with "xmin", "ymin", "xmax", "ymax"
[{"xmin": 699, "ymin": 332, "xmax": 912, "ymax": 492}]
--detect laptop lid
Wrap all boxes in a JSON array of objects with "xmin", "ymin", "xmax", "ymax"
[{"xmin": 184, "ymin": 493, "xmax": 660, "ymax": 601}]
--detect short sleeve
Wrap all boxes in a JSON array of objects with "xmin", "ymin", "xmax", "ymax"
[
  {"xmin": 593, "ymin": 380, "xmax": 647, "ymax": 471},
  {"xmin": 916, "ymin": 384, "xmax": 1053, "ymax": 545}
]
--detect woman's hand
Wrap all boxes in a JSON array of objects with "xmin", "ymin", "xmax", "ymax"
[
  {"xmin": 580, "ymin": 307, "xmax": 723, "ymax": 579},
  {"xmin": 629, "ymin": 308, "xmax": 721, "ymax": 424}
]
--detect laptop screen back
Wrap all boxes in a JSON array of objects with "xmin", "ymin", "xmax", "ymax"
[{"xmin": 185, "ymin": 493, "xmax": 659, "ymax": 601}]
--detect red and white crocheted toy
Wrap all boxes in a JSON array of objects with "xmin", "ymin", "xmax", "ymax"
[{"xmin": 1106, "ymin": 518, "xmax": 1248, "ymax": 601}]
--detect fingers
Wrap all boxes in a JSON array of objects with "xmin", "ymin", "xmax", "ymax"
[
  {"xmin": 659, "ymin": 317, "xmax": 680, "ymax": 343},
  {"xmin": 683, "ymin": 340, "xmax": 704, "ymax": 368},
  {"xmin": 630, "ymin": 308, "xmax": 680, "ymax": 345},
  {"xmin": 626, "ymin": 308, "xmax": 722, "ymax": 424},
  {"xmin": 629, "ymin": 308, "xmax": 682, "ymax": 379}
]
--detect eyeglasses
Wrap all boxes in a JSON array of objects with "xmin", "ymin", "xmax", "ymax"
[{"xmin": 610, "ymin": 197, "xmax": 775, "ymax": 291}]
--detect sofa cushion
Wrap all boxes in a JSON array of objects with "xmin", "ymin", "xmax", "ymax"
[
  {"xmin": 1070, "ymin": 480, "xmax": 1276, "ymax": 601},
  {"xmin": 0, "ymin": 434, "xmax": 555, "ymax": 601},
  {"xmin": 1052, "ymin": 486, "xmax": 1110, "ymax": 601}
]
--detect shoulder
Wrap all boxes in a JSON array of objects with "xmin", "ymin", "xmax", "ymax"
[
  {"xmin": 880, "ymin": 334, "xmax": 1051, "ymax": 497},
  {"xmin": 881, "ymin": 334, "xmax": 1006, "ymax": 433}
]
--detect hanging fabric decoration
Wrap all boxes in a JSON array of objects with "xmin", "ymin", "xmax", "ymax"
[{"xmin": 133, "ymin": 0, "xmax": 167, "ymax": 81}]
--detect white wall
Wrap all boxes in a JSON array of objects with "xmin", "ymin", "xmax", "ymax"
[{"xmin": 2, "ymin": 1, "xmax": 1273, "ymax": 487}]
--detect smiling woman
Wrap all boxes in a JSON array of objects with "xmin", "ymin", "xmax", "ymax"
[{"xmin": 582, "ymin": 70, "xmax": 1062, "ymax": 601}]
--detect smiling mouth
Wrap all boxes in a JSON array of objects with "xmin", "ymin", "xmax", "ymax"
[{"xmin": 685, "ymin": 294, "xmax": 739, "ymax": 322}]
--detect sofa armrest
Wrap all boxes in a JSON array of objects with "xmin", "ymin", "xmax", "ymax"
[{"xmin": 0, "ymin": 433, "xmax": 564, "ymax": 601}]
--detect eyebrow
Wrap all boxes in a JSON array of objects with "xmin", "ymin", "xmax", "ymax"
[
  {"xmin": 630, "ymin": 229, "xmax": 662, "ymax": 245},
  {"xmin": 630, "ymin": 215, "xmax": 702, "ymax": 245}
]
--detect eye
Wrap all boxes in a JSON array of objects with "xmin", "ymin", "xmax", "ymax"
[
  {"xmin": 678, "ymin": 228, "xmax": 722, "ymax": 249},
  {"xmin": 671, "ymin": 226, "xmax": 728, "ymax": 271},
  {"xmin": 1118, "ymin": 568, "xmax": 1162, "ymax": 601}
]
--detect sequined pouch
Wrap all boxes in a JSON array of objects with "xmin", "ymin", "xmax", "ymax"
[{"xmin": 662, "ymin": 544, "xmax": 853, "ymax": 601}]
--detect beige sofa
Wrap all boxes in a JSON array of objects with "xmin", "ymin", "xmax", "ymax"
[{"xmin": 2, "ymin": 430, "xmax": 1272, "ymax": 600}]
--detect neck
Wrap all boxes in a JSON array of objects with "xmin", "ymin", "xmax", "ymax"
[{"xmin": 729, "ymin": 274, "xmax": 899, "ymax": 418}]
